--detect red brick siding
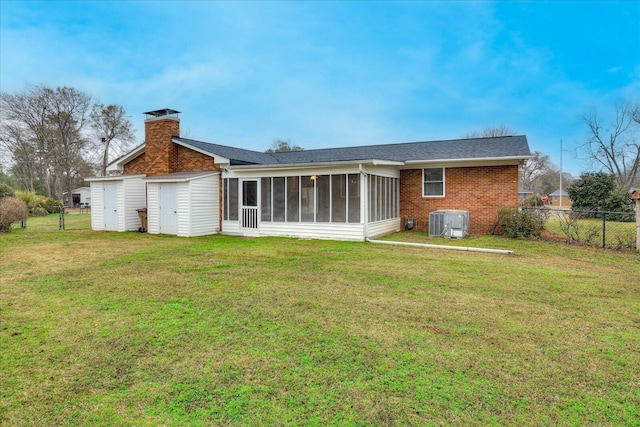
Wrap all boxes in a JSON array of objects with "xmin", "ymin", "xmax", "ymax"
[
  {"xmin": 123, "ymin": 153, "xmax": 145, "ymax": 175},
  {"xmin": 176, "ymin": 145, "xmax": 218, "ymax": 172},
  {"xmin": 399, "ymin": 165, "xmax": 519, "ymax": 234},
  {"xmin": 145, "ymin": 117, "xmax": 180, "ymax": 176}
]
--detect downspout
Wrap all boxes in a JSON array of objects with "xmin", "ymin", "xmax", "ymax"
[
  {"xmin": 219, "ymin": 172, "xmax": 223, "ymax": 233},
  {"xmin": 360, "ymin": 163, "xmax": 367, "ymax": 241}
]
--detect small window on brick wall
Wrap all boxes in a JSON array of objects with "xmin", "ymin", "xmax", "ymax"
[{"xmin": 423, "ymin": 168, "xmax": 444, "ymax": 197}]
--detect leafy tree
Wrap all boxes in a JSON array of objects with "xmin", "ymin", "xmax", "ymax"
[
  {"xmin": 567, "ymin": 172, "xmax": 633, "ymax": 218},
  {"xmin": 90, "ymin": 104, "xmax": 135, "ymax": 176},
  {"xmin": 0, "ymin": 169, "xmax": 19, "ymax": 191},
  {"xmin": 0, "ymin": 183, "xmax": 15, "ymax": 199},
  {"xmin": 463, "ymin": 125, "xmax": 517, "ymax": 138},
  {"xmin": 580, "ymin": 101, "xmax": 640, "ymax": 188},
  {"xmin": 265, "ymin": 139, "xmax": 304, "ymax": 153}
]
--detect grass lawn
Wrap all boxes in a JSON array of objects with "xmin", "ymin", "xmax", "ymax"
[{"xmin": 1, "ymin": 217, "xmax": 639, "ymax": 426}]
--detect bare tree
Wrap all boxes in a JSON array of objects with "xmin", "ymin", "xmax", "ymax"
[
  {"xmin": 520, "ymin": 151, "xmax": 551, "ymax": 190},
  {"xmin": 581, "ymin": 101, "xmax": 640, "ymax": 188},
  {"xmin": 519, "ymin": 150, "xmax": 572, "ymax": 196},
  {"xmin": 0, "ymin": 124, "xmax": 38, "ymax": 192},
  {"xmin": 265, "ymin": 139, "xmax": 304, "ymax": 153},
  {"xmin": 46, "ymin": 86, "xmax": 92, "ymax": 201},
  {"xmin": 1, "ymin": 86, "xmax": 54, "ymax": 195},
  {"xmin": 90, "ymin": 104, "xmax": 135, "ymax": 176},
  {"xmin": 463, "ymin": 125, "xmax": 518, "ymax": 138},
  {"xmin": 0, "ymin": 85, "xmax": 92, "ymax": 199}
]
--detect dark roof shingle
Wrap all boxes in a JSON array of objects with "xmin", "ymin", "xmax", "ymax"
[{"xmin": 173, "ymin": 135, "xmax": 531, "ymax": 165}]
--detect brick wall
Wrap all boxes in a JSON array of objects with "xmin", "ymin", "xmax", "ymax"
[
  {"xmin": 176, "ymin": 145, "xmax": 218, "ymax": 172},
  {"xmin": 399, "ymin": 165, "xmax": 519, "ymax": 234},
  {"xmin": 122, "ymin": 116, "xmax": 219, "ymax": 175},
  {"xmin": 123, "ymin": 153, "xmax": 146, "ymax": 175},
  {"xmin": 144, "ymin": 117, "xmax": 180, "ymax": 176}
]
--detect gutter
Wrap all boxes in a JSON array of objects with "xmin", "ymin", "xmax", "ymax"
[
  {"xmin": 227, "ymin": 159, "xmax": 404, "ymax": 172},
  {"xmin": 403, "ymin": 155, "xmax": 532, "ymax": 165},
  {"xmin": 366, "ymin": 239, "xmax": 514, "ymax": 255},
  {"xmin": 85, "ymin": 174, "xmax": 147, "ymax": 182}
]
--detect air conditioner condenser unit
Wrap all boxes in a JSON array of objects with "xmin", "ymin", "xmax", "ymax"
[{"xmin": 429, "ymin": 210, "xmax": 469, "ymax": 239}]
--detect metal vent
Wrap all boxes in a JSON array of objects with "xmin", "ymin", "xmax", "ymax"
[
  {"xmin": 429, "ymin": 210, "xmax": 469, "ymax": 239},
  {"xmin": 143, "ymin": 108, "xmax": 180, "ymax": 118}
]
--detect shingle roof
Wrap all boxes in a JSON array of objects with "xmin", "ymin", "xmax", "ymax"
[
  {"xmin": 174, "ymin": 135, "xmax": 531, "ymax": 165},
  {"xmin": 174, "ymin": 137, "xmax": 278, "ymax": 165}
]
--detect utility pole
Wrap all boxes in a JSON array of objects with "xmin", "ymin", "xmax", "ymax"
[{"xmin": 559, "ymin": 140, "xmax": 563, "ymax": 210}]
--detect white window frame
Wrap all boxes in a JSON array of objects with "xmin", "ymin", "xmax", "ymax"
[{"xmin": 422, "ymin": 168, "xmax": 445, "ymax": 197}]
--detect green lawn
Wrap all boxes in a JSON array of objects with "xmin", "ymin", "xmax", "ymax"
[
  {"xmin": 544, "ymin": 214, "xmax": 636, "ymax": 249},
  {"xmin": 1, "ymin": 217, "xmax": 639, "ymax": 426},
  {"xmin": 14, "ymin": 212, "xmax": 92, "ymax": 232}
]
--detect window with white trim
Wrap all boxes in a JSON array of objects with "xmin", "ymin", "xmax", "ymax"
[{"xmin": 423, "ymin": 168, "xmax": 444, "ymax": 197}]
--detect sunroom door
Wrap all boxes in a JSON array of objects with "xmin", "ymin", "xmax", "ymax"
[{"xmin": 241, "ymin": 180, "xmax": 258, "ymax": 230}]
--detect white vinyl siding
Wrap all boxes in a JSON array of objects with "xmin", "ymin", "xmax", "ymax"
[
  {"xmin": 89, "ymin": 183, "xmax": 104, "ymax": 230},
  {"xmin": 366, "ymin": 218, "xmax": 401, "ymax": 239},
  {"xmin": 189, "ymin": 175, "xmax": 220, "ymax": 236},
  {"xmin": 147, "ymin": 184, "xmax": 160, "ymax": 234},
  {"xmin": 147, "ymin": 173, "xmax": 219, "ymax": 237},
  {"xmin": 123, "ymin": 178, "xmax": 147, "ymax": 231},
  {"xmin": 258, "ymin": 222, "xmax": 366, "ymax": 241},
  {"xmin": 87, "ymin": 175, "xmax": 146, "ymax": 232}
]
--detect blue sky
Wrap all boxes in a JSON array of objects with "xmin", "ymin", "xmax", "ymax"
[{"xmin": 1, "ymin": 1, "xmax": 638, "ymax": 177}]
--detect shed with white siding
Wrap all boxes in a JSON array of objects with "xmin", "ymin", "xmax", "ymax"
[
  {"xmin": 85, "ymin": 174, "xmax": 147, "ymax": 232},
  {"xmin": 144, "ymin": 171, "xmax": 220, "ymax": 237}
]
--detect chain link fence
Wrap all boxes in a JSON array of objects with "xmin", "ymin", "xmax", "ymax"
[
  {"xmin": 523, "ymin": 208, "xmax": 637, "ymax": 250},
  {"xmin": 18, "ymin": 206, "xmax": 91, "ymax": 231}
]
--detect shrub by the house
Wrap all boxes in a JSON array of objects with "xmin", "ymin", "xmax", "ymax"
[
  {"xmin": 494, "ymin": 207, "xmax": 545, "ymax": 239},
  {"xmin": 0, "ymin": 197, "xmax": 29, "ymax": 232}
]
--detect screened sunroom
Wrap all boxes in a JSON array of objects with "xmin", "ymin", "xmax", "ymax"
[{"xmin": 220, "ymin": 164, "xmax": 401, "ymax": 241}]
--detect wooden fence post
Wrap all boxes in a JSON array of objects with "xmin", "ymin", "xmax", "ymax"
[{"xmin": 631, "ymin": 190, "xmax": 640, "ymax": 253}]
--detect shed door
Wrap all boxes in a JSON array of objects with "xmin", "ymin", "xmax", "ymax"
[
  {"xmin": 104, "ymin": 183, "xmax": 118, "ymax": 231},
  {"xmin": 160, "ymin": 184, "xmax": 178, "ymax": 235}
]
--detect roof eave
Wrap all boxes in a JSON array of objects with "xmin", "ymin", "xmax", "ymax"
[
  {"xmin": 143, "ymin": 171, "xmax": 220, "ymax": 183},
  {"xmin": 404, "ymin": 155, "xmax": 532, "ymax": 165},
  {"xmin": 227, "ymin": 159, "xmax": 404, "ymax": 172},
  {"xmin": 106, "ymin": 144, "xmax": 146, "ymax": 172},
  {"xmin": 85, "ymin": 174, "xmax": 147, "ymax": 182}
]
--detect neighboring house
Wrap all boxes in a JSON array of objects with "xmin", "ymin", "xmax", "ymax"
[
  {"xmin": 518, "ymin": 188, "xmax": 533, "ymax": 200},
  {"xmin": 86, "ymin": 108, "xmax": 532, "ymax": 240},
  {"xmin": 549, "ymin": 189, "xmax": 572, "ymax": 208},
  {"xmin": 62, "ymin": 187, "xmax": 91, "ymax": 207}
]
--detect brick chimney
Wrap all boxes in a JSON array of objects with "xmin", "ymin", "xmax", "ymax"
[{"xmin": 144, "ymin": 108, "xmax": 180, "ymax": 176}]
